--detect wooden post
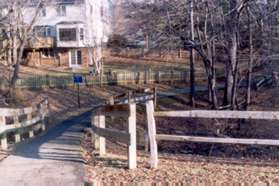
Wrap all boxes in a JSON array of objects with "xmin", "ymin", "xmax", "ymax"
[
  {"xmin": 29, "ymin": 129, "xmax": 34, "ymax": 138},
  {"xmin": 93, "ymin": 115, "xmax": 106, "ymax": 156},
  {"xmin": 46, "ymin": 74, "xmax": 50, "ymax": 88},
  {"xmin": 144, "ymin": 132, "xmax": 149, "ymax": 152},
  {"xmin": 184, "ymin": 71, "xmax": 188, "ymax": 83},
  {"xmin": 128, "ymin": 103, "xmax": 137, "ymax": 169},
  {"xmin": 41, "ymin": 99, "xmax": 48, "ymax": 131},
  {"xmin": 1, "ymin": 116, "xmax": 8, "ymax": 150},
  {"xmin": 171, "ymin": 70, "xmax": 174, "ymax": 84},
  {"xmin": 14, "ymin": 115, "xmax": 21, "ymax": 143},
  {"xmin": 124, "ymin": 71, "xmax": 127, "ymax": 85},
  {"xmin": 149, "ymin": 68, "xmax": 152, "ymax": 83},
  {"xmin": 146, "ymin": 100, "xmax": 158, "ymax": 168},
  {"xmin": 128, "ymin": 91, "xmax": 132, "ymax": 104},
  {"xmin": 144, "ymin": 68, "xmax": 148, "ymax": 84},
  {"xmin": 153, "ymin": 87, "xmax": 157, "ymax": 109},
  {"xmin": 27, "ymin": 113, "xmax": 34, "ymax": 138},
  {"xmin": 109, "ymin": 96, "xmax": 114, "ymax": 105},
  {"xmin": 92, "ymin": 116, "xmax": 99, "ymax": 151},
  {"xmin": 156, "ymin": 71, "xmax": 161, "ymax": 83},
  {"xmin": 15, "ymin": 132, "xmax": 21, "ymax": 143}
]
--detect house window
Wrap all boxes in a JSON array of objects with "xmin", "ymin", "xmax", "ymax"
[
  {"xmin": 57, "ymin": 5, "xmax": 66, "ymax": 16},
  {"xmin": 46, "ymin": 27, "xmax": 51, "ymax": 37},
  {"xmin": 59, "ymin": 28, "xmax": 77, "ymax": 41},
  {"xmin": 77, "ymin": 50, "xmax": 82, "ymax": 65},
  {"xmin": 70, "ymin": 50, "xmax": 82, "ymax": 66},
  {"xmin": 80, "ymin": 28, "xmax": 84, "ymax": 41},
  {"xmin": 33, "ymin": 26, "xmax": 51, "ymax": 37}
]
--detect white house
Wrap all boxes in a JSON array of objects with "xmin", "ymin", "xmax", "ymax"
[{"xmin": 23, "ymin": 0, "xmax": 112, "ymax": 68}]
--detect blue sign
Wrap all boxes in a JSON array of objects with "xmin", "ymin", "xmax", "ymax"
[{"xmin": 73, "ymin": 75, "xmax": 83, "ymax": 84}]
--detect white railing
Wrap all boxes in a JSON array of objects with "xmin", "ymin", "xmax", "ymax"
[
  {"xmin": 88, "ymin": 103, "xmax": 137, "ymax": 169},
  {"xmin": 0, "ymin": 98, "xmax": 49, "ymax": 150},
  {"xmin": 145, "ymin": 99, "xmax": 279, "ymax": 168}
]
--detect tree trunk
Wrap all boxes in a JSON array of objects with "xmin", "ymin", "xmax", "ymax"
[
  {"xmin": 189, "ymin": 0, "xmax": 195, "ymax": 106},
  {"xmin": 246, "ymin": 7, "xmax": 253, "ymax": 109},
  {"xmin": 224, "ymin": 0, "xmax": 239, "ymax": 109}
]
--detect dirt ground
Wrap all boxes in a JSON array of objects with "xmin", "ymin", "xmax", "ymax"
[{"xmin": 82, "ymin": 135, "xmax": 279, "ymax": 184}]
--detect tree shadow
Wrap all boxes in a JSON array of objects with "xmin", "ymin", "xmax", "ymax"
[{"xmin": 12, "ymin": 110, "xmax": 93, "ymax": 163}]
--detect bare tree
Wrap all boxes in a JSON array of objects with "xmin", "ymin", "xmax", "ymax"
[
  {"xmin": 0, "ymin": 0, "xmax": 44, "ymax": 98},
  {"xmin": 116, "ymin": 0, "xmax": 278, "ymax": 109}
]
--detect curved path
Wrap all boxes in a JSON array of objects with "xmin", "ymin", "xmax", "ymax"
[{"xmin": 0, "ymin": 111, "xmax": 92, "ymax": 186}]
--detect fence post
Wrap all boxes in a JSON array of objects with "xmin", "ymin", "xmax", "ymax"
[
  {"xmin": 93, "ymin": 115, "xmax": 106, "ymax": 156},
  {"xmin": 144, "ymin": 69, "xmax": 148, "ymax": 84},
  {"xmin": 14, "ymin": 115, "xmax": 21, "ymax": 143},
  {"xmin": 109, "ymin": 96, "xmax": 114, "ymax": 105},
  {"xmin": 46, "ymin": 75, "xmax": 50, "ymax": 88},
  {"xmin": 124, "ymin": 71, "xmax": 127, "ymax": 85},
  {"xmin": 27, "ymin": 113, "xmax": 34, "ymax": 138},
  {"xmin": 144, "ymin": 132, "xmax": 149, "ymax": 152},
  {"xmin": 0, "ymin": 116, "xmax": 8, "ymax": 150},
  {"xmin": 41, "ymin": 99, "xmax": 49, "ymax": 131},
  {"xmin": 171, "ymin": 70, "xmax": 174, "ymax": 84},
  {"xmin": 153, "ymin": 87, "xmax": 157, "ymax": 109},
  {"xmin": 156, "ymin": 71, "xmax": 161, "ymax": 83},
  {"xmin": 146, "ymin": 100, "xmax": 158, "ymax": 168},
  {"xmin": 184, "ymin": 71, "xmax": 188, "ymax": 83},
  {"xmin": 128, "ymin": 103, "xmax": 137, "ymax": 169},
  {"xmin": 128, "ymin": 91, "xmax": 132, "ymax": 104}
]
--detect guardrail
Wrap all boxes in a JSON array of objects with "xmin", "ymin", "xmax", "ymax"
[
  {"xmin": 0, "ymin": 98, "xmax": 49, "ymax": 150},
  {"xmin": 145, "ymin": 99, "xmax": 279, "ymax": 168}
]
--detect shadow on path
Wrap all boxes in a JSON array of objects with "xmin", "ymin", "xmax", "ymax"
[
  {"xmin": 14, "ymin": 110, "xmax": 92, "ymax": 162},
  {"xmin": 0, "ymin": 109, "xmax": 93, "ymax": 185}
]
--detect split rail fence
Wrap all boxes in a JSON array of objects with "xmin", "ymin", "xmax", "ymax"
[
  {"xmin": 89, "ymin": 103, "xmax": 137, "ymax": 169},
  {"xmin": 86, "ymin": 88, "xmax": 279, "ymax": 170},
  {"xmin": 86, "ymin": 88, "xmax": 155, "ymax": 169},
  {"xmin": 0, "ymin": 98, "xmax": 49, "ymax": 150},
  {"xmin": 146, "ymin": 99, "xmax": 279, "ymax": 168}
]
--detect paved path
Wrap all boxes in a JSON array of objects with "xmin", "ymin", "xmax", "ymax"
[{"xmin": 0, "ymin": 111, "xmax": 92, "ymax": 186}]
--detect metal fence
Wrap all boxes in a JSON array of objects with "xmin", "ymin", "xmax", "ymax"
[{"xmin": 13, "ymin": 69, "xmax": 207, "ymax": 89}]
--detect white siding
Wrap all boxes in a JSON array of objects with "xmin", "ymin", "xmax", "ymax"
[{"xmin": 23, "ymin": 0, "xmax": 111, "ymax": 48}]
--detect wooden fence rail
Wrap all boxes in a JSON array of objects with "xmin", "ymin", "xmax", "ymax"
[
  {"xmin": 146, "ymin": 99, "xmax": 279, "ymax": 169},
  {"xmin": 0, "ymin": 98, "xmax": 49, "ymax": 150},
  {"xmin": 91, "ymin": 103, "xmax": 137, "ymax": 169}
]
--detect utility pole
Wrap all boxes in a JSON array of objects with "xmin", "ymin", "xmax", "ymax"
[{"xmin": 189, "ymin": 0, "xmax": 195, "ymax": 107}]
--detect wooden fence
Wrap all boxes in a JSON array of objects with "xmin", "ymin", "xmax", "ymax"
[
  {"xmin": 0, "ymin": 98, "xmax": 49, "ymax": 150},
  {"xmin": 85, "ymin": 88, "xmax": 156, "ymax": 169},
  {"xmin": 145, "ymin": 99, "xmax": 279, "ymax": 168},
  {"xmin": 88, "ymin": 103, "xmax": 137, "ymax": 169},
  {"xmin": 110, "ymin": 88, "xmax": 157, "ymax": 106}
]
